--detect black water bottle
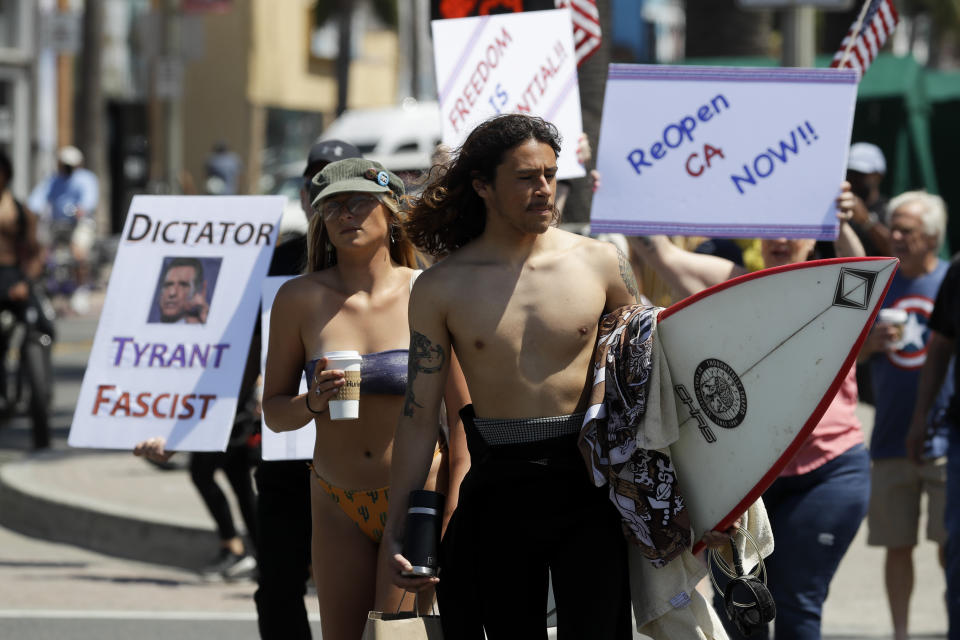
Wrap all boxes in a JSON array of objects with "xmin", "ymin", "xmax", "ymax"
[{"xmin": 401, "ymin": 490, "xmax": 444, "ymax": 577}]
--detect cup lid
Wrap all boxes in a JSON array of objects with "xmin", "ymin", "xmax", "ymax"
[
  {"xmin": 323, "ymin": 350, "xmax": 361, "ymax": 359},
  {"xmin": 878, "ymin": 308, "xmax": 908, "ymax": 322}
]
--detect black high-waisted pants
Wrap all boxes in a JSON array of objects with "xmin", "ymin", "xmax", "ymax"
[{"xmin": 437, "ymin": 405, "xmax": 632, "ymax": 640}]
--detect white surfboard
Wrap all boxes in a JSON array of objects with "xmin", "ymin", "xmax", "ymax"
[{"xmin": 656, "ymin": 256, "xmax": 898, "ymax": 548}]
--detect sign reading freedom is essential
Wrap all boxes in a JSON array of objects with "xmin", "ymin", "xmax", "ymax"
[
  {"xmin": 260, "ymin": 276, "xmax": 314, "ymax": 461},
  {"xmin": 68, "ymin": 196, "xmax": 283, "ymax": 451},
  {"xmin": 590, "ymin": 65, "xmax": 859, "ymax": 239},
  {"xmin": 431, "ymin": 8, "xmax": 586, "ymax": 179}
]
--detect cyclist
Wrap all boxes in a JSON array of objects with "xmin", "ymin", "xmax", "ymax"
[
  {"xmin": 27, "ymin": 145, "xmax": 99, "ymax": 310},
  {"xmin": 0, "ymin": 149, "xmax": 55, "ymax": 448}
]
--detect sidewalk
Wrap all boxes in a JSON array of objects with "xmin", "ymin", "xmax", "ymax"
[
  {"xmin": 0, "ymin": 292, "xmax": 231, "ymax": 569},
  {"xmin": 0, "ymin": 306, "xmax": 950, "ymax": 638},
  {"xmin": 0, "ymin": 450, "xmax": 226, "ymax": 570}
]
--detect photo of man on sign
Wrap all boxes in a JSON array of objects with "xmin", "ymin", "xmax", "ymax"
[{"xmin": 148, "ymin": 256, "xmax": 221, "ymax": 325}]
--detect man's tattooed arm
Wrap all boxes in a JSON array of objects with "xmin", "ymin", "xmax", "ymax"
[
  {"xmin": 402, "ymin": 330, "xmax": 446, "ymax": 417},
  {"xmin": 617, "ymin": 248, "xmax": 640, "ymax": 302}
]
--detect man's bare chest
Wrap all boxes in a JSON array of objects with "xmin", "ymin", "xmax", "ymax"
[{"xmin": 446, "ymin": 269, "xmax": 606, "ymax": 361}]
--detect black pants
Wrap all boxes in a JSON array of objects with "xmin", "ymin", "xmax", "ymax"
[
  {"xmin": 437, "ymin": 406, "xmax": 632, "ymax": 640},
  {"xmin": 253, "ymin": 460, "xmax": 313, "ymax": 640},
  {"xmin": 0, "ymin": 265, "xmax": 54, "ymax": 449},
  {"xmin": 189, "ymin": 445, "xmax": 258, "ymax": 552}
]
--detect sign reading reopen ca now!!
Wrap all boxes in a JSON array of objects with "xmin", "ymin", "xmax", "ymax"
[
  {"xmin": 431, "ymin": 8, "xmax": 586, "ymax": 179},
  {"xmin": 590, "ymin": 65, "xmax": 859, "ymax": 239},
  {"xmin": 68, "ymin": 195, "xmax": 283, "ymax": 451}
]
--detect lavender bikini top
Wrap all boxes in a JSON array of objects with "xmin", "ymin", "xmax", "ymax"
[
  {"xmin": 304, "ymin": 349, "xmax": 408, "ymax": 396},
  {"xmin": 303, "ymin": 270, "xmax": 419, "ymax": 398}
]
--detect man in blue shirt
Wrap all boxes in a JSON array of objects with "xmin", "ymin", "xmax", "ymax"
[
  {"xmin": 858, "ymin": 191, "xmax": 950, "ymax": 640},
  {"xmin": 27, "ymin": 146, "xmax": 99, "ymax": 299},
  {"xmin": 28, "ymin": 146, "xmax": 99, "ymax": 223}
]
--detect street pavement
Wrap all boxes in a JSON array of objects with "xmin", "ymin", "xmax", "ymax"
[{"xmin": 0, "ymin": 295, "xmax": 950, "ymax": 639}]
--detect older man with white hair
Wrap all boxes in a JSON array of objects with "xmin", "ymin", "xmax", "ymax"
[{"xmin": 858, "ymin": 191, "xmax": 951, "ymax": 640}]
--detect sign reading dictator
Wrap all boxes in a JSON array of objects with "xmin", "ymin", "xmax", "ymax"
[
  {"xmin": 431, "ymin": 8, "xmax": 586, "ymax": 179},
  {"xmin": 590, "ymin": 65, "xmax": 859, "ymax": 239},
  {"xmin": 68, "ymin": 195, "xmax": 283, "ymax": 452}
]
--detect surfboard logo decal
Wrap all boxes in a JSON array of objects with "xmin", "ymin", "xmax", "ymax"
[
  {"xmin": 694, "ymin": 358, "xmax": 747, "ymax": 429},
  {"xmin": 675, "ymin": 384, "xmax": 718, "ymax": 443},
  {"xmin": 833, "ymin": 268, "xmax": 879, "ymax": 310}
]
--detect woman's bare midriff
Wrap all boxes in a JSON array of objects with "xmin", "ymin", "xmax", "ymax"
[{"xmin": 310, "ymin": 394, "xmax": 442, "ymax": 491}]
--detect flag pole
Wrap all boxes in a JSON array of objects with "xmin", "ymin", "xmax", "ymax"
[{"xmin": 839, "ymin": 0, "xmax": 873, "ymax": 67}]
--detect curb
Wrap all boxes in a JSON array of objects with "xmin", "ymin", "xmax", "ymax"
[{"xmin": 0, "ymin": 454, "xmax": 219, "ymax": 571}]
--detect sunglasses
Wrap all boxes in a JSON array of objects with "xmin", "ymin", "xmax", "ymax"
[{"xmin": 320, "ymin": 195, "xmax": 380, "ymax": 220}]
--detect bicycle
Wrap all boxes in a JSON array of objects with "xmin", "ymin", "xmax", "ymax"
[{"xmin": 0, "ymin": 281, "xmax": 55, "ymax": 449}]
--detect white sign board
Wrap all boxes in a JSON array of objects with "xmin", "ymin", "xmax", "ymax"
[
  {"xmin": 432, "ymin": 9, "xmax": 586, "ymax": 179},
  {"xmin": 260, "ymin": 276, "xmax": 314, "ymax": 461},
  {"xmin": 69, "ymin": 196, "xmax": 283, "ymax": 451},
  {"xmin": 590, "ymin": 65, "xmax": 859, "ymax": 239}
]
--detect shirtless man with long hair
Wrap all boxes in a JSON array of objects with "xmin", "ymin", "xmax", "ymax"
[{"xmin": 380, "ymin": 114, "xmax": 640, "ymax": 638}]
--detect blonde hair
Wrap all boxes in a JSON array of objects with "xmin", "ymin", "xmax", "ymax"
[{"xmin": 306, "ymin": 193, "xmax": 419, "ymax": 272}]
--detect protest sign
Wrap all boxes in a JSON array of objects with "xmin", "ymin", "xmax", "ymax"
[
  {"xmin": 260, "ymin": 276, "xmax": 314, "ymax": 461},
  {"xmin": 431, "ymin": 8, "xmax": 586, "ymax": 179},
  {"xmin": 68, "ymin": 196, "xmax": 283, "ymax": 451},
  {"xmin": 590, "ymin": 65, "xmax": 859, "ymax": 239}
]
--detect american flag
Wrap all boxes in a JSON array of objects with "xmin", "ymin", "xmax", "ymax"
[
  {"xmin": 829, "ymin": 0, "xmax": 899, "ymax": 76},
  {"xmin": 554, "ymin": 0, "xmax": 601, "ymax": 66}
]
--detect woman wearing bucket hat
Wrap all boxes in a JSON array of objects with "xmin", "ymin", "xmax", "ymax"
[{"xmin": 262, "ymin": 158, "xmax": 469, "ymax": 639}]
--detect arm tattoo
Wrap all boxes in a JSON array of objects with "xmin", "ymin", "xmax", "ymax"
[
  {"xmin": 617, "ymin": 248, "xmax": 640, "ymax": 301},
  {"xmin": 402, "ymin": 330, "xmax": 446, "ymax": 417}
]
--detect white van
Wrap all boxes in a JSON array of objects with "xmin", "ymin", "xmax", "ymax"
[
  {"xmin": 322, "ymin": 99, "xmax": 442, "ymax": 173},
  {"xmin": 266, "ymin": 100, "xmax": 443, "ymax": 236}
]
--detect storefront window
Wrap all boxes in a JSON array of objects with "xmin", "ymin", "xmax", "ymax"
[{"xmin": 0, "ymin": 1, "xmax": 20, "ymax": 50}]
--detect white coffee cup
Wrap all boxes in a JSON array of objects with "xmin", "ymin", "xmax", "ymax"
[
  {"xmin": 323, "ymin": 350, "xmax": 362, "ymax": 420},
  {"xmin": 877, "ymin": 308, "xmax": 909, "ymax": 350}
]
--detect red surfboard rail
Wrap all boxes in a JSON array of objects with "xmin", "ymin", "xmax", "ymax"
[{"xmin": 657, "ymin": 256, "xmax": 899, "ymax": 553}]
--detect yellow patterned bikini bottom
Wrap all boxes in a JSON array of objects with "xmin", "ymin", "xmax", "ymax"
[{"xmin": 309, "ymin": 464, "xmax": 389, "ymax": 544}]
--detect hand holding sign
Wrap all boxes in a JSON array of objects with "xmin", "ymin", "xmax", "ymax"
[{"xmin": 133, "ymin": 436, "xmax": 174, "ymax": 464}]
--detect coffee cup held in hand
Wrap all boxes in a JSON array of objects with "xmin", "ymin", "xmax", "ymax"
[
  {"xmin": 323, "ymin": 350, "xmax": 361, "ymax": 420},
  {"xmin": 877, "ymin": 308, "xmax": 908, "ymax": 350}
]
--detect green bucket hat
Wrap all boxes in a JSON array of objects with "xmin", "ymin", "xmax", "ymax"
[{"xmin": 309, "ymin": 158, "xmax": 405, "ymax": 209}]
